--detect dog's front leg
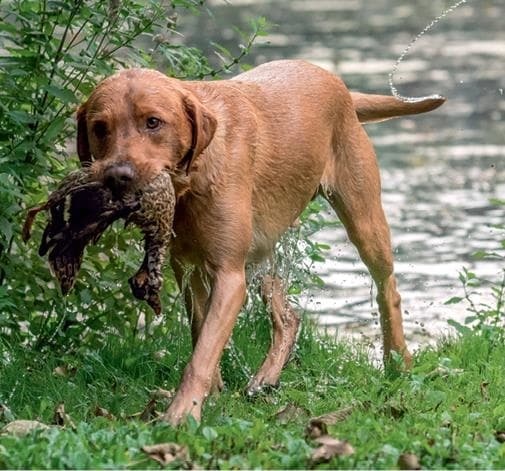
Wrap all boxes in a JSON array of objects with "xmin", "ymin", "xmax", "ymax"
[{"xmin": 162, "ymin": 267, "xmax": 246, "ymax": 425}]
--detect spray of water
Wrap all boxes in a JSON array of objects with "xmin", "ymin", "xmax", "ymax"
[{"xmin": 389, "ymin": 0, "xmax": 468, "ymax": 103}]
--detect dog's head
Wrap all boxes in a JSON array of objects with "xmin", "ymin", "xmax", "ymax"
[{"xmin": 77, "ymin": 69, "xmax": 217, "ymax": 195}]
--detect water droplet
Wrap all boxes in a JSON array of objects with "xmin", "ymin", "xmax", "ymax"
[{"xmin": 389, "ymin": 0, "xmax": 468, "ymax": 101}]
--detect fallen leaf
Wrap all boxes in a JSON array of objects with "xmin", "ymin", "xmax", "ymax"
[
  {"xmin": 382, "ymin": 401, "xmax": 406, "ymax": 419},
  {"xmin": 274, "ymin": 403, "xmax": 308, "ymax": 424},
  {"xmin": 94, "ymin": 406, "xmax": 115, "ymax": 420},
  {"xmin": 151, "ymin": 388, "xmax": 175, "ymax": 401},
  {"xmin": 142, "ymin": 443, "xmax": 189, "ymax": 466},
  {"xmin": 0, "ymin": 404, "xmax": 15, "ymax": 423},
  {"xmin": 52, "ymin": 365, "xmax": 77, "ymax": 378},
  {"xmin": 52, "ymin": 403, "xmax": 76, "ymax": 429},
  {"xmin": 313, "ymin": 406, "xmax": 355, "ymax": 424},
  {"xmin": 398, "ymin": 453, "xmax": 422, "ymax": 470},
  {"xmin": 480, "ymin": 381, "xmax": 489, "ymax": 401},
  {"xmin": 140, "ymin": 398, "xmax": 159, "ymax": 422},
  {"xmin": 495, "ymin": 431, "xmax": 505, "ymax": 443},
  {"xmin": 53, "ymin": 403, "xmax": 65, "ymax": 426},
  {"xmin": 152, "ymin": 350, "xmax": 169, "ymax": 360},
  {"xmin": 53, "ymin": 365, "xmax": 68, "ymax": 378},
  {"xmin": 310, "ymin": 435, "xmax": 355, "ymax": 464},
  {"xmin": 306, "ymin": 405, "xmax": 355, "ymax": 438},
  {"xmin": 306, "ymin": 419, "xmax": 326, "ymax": 439},
  {"xmin": 129, "ymin": 397, "xmax": 160, "ymax": 422},
  {"xmin": 129, "ymin": 389, "xmax": 176, "ymax": 422},
  {"xmin": 1, "ymin": 420, "xmax": 49, "ymax": 436},
  {"xmin": 53, "ymin": 366, "xmax": 67, "ymax": 377}
]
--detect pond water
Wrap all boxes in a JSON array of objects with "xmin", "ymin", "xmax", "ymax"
[{"xmin": 180, "ymin": 0, "xmax": 505, "ymax": 350}]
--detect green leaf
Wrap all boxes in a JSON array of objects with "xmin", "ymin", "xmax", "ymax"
[
  {"xmin": 288, "ymin": 284, "xmax": 302, "ymax": 295},
  {"xmin": 472, "ymin": 250, "xmax": 489, "ymax": 260},
  {"xmin": 79, "ymin": 289, "xmax": 93, "ymax": 305},
  {"xmin": 43, "ymin": 85, "xmax": 77, "ymax": 104},
  {"xmin": 310, "ymin": 274, "xmax": 325, "ymax": 288},
  {"xmin": 444, "ymin": 296, "xmax": 463, "ymax": 305},
  {"xmin": 0, "ymin": 22, "xmax": 19, "ymax": 34},
  {"xmin": 309, "ymin": 253, "xmax": 325, "ymax": 262},
  {"xmin": 0, "ymin": 216, "xmax": 13, "ymax": 241},
  {"xmin": 47, "ymin": 0, "xmax": 73, "ymax": 10},
  {"xmin": 7, "ymin": 110, "xmax": 34, "ymax": 125},
  {"xmin": 44, "ymin": 116, "xmax": 67, "ymax": 142},
  {"xmin": 489, "ymin": 198, "xmax": 505, "ymax": 206},
  {"xmin": 447, "ymin": 318, "xmax": 472, "ymax": 334},
  {"xmin": 202, "ymin": 426, "xmax": 218, "ymax": 441}
]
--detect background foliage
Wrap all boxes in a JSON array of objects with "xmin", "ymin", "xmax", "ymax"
[{"xmin": 0, "ymin": 0, "xmax": 273, "ymax": 351}]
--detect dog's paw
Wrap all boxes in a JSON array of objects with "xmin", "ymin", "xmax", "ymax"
[{"xmin": 159, "ymin": 396, "xmax": 202, "ymax": 426}]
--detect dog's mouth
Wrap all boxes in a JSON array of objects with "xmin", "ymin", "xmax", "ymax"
[{"xmin": 92, "ymin": 160, "xmax": 169, "ymax": 200}]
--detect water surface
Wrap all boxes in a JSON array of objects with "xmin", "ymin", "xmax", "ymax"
[{"xmin": 180, "ymin": 0, "xmax": 505, "ymax": 349}]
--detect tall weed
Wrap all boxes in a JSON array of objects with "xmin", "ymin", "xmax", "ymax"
[{"xmin": 445, "ymin": 199, "xmax": 504, "ymax": 340}]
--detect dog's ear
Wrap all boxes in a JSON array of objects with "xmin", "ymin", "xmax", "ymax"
[
  {"xmin": 76, "ymin": 104, "xmax": 92, "ymax": 164},
  {"xmin": 181, "ymin": 94, "xmax": 217, "ymax": 172}
]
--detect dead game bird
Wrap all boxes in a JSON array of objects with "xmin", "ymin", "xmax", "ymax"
[
  {"xmin": 22, "ymin": 169, "xmax": 175, "ymax": 314},
  {"xmin": 126, "ymin": 171, "xmax": 176, "ymax": 315}
]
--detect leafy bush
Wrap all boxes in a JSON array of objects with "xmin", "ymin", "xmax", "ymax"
[
  {"xmin": 0, "ymin": 0, "xmax": 267, "ymax": 350},
  {"xmin": 445, "ymin": 198, "xmax": 505, "ymax": 340}
]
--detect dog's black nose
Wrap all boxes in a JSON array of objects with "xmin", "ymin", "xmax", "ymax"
[{"xmin": 103, "ymin": 163, "xmax": 135, "ymax": 193}]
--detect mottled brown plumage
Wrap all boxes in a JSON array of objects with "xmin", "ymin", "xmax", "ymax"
[
  {"xmin": 126, "ymin": 171, "xmax": 176, "ymax": 314},
  {"xmin": 23, "ymin": 169, "xmax": 175, "ymax": 314}
]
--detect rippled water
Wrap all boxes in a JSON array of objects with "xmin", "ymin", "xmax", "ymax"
[{"xmin": 181, "ymin": 0, "xmax": 505, "ymax": 348}]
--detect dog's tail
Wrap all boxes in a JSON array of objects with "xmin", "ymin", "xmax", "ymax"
[{"xmin": 351, "ymin": 92, "xmax": 445, "ymax": 123}]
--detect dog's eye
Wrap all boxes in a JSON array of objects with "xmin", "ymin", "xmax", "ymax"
[
  {"xmin": 93, "ymin": 121, "xmax": 108, "ymax": 139},
  {"xmin": 146, "ymin": 117, "xmax": 162, "ymax": 130}
]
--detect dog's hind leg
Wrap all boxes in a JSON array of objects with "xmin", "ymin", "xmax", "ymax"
[
  {"xmin": 246, "ymin": 274, "xmax": 300, "ymax": 395},
  {"xmin": 321, "ymin": 120, "xmax": 412, "ymax": 368}
]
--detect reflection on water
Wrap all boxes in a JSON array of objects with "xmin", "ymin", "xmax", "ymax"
[{"xmin": 180, "ymin": 0, "xmax": 505, "ymax": 348}]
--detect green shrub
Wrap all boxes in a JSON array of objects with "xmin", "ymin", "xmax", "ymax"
[
  {"xmin": 0, "ymin": 0, "xmax": 267, "ymax": 351},
  {"xmin": 445, "ymin": 198, "xmax": 505, "ymax": 340}
]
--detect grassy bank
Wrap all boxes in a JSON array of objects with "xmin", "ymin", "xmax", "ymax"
[{"xmin": 1, "ymin": 315, "xmax": 504, "ymax": 469}]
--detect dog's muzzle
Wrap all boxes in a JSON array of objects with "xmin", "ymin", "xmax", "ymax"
[{"xmin": 103, "ymin": 162, "xmax": 136, "ymax": 195}]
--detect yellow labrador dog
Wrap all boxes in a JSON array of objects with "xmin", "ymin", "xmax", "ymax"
[{"xmin": 76, "ymin": 60, "xmax": 444, "ymax": 423}]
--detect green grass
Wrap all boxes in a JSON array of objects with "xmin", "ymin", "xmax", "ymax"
[{"xmin": 1, "ymin": 314, "xmax": 504, "ymax": 469}]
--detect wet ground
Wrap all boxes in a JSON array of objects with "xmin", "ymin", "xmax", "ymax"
[{"xmin": 180, "ymin": 0, "xmax": 505, "ymax": 350}]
